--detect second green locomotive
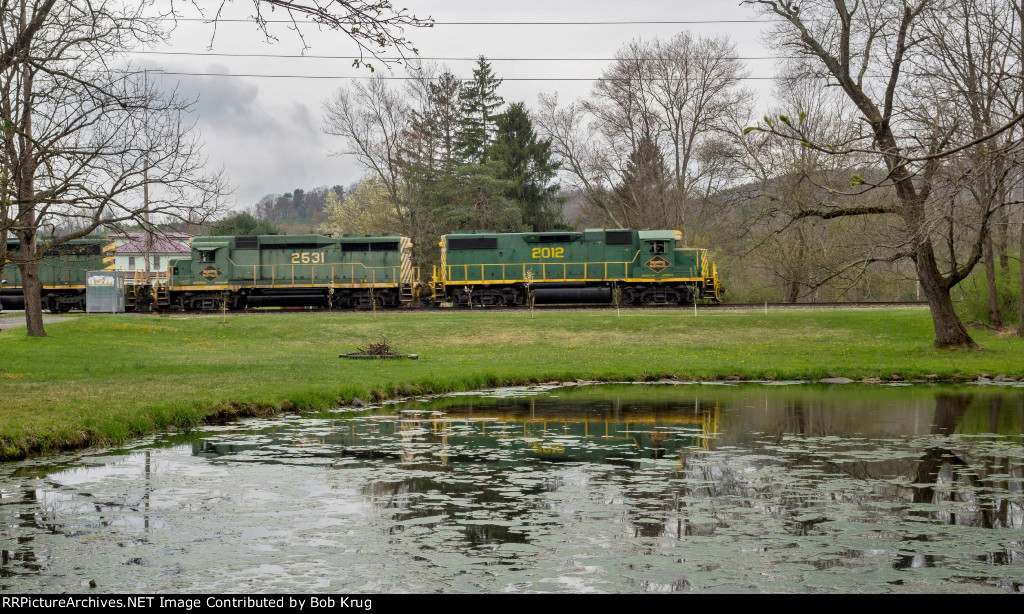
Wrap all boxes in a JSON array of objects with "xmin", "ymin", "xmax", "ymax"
[{"xmin": 431, "ymin": 229, "xmax": 721, "ymax": 306}]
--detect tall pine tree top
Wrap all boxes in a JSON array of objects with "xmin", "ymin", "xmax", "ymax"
[
  {"xmin": 407, "ymin": 70, "xmax": 462, "ymax": 174},
  {"xmin": 491, "ymin": 102, "xmax": 562, "ymax": 231},
  {"xmin": 456, "ymin": 56, "xmax": 504, "ymax": 164}
]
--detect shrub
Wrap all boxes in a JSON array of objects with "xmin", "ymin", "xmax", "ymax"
[{"xmin": 953, "ymin": 258, "xmax": 1021, "ymax": 326}]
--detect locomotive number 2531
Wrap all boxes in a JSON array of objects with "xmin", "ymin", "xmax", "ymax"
[
  {"xmin": 531, "ymin": 247, "xmax": 564, "ymax": 259},
  {"xmin": 291, "ymin": 252, "xmax": 324, "ymax": 264}
]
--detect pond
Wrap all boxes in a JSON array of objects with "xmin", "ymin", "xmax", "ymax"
[{"xmin": 1, "ymin": 383, "xmax": 1022, "ymax": 593}]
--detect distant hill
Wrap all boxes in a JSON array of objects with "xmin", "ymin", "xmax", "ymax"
[{"xmin": 250, "ymin": 183, "xmax": 359, "ymax": 227}]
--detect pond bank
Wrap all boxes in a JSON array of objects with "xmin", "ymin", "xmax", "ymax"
[{"xmin": 2, "ymin": 309, "xmax": 1022, "ymax": 461}]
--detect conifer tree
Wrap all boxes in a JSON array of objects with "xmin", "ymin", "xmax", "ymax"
[
  {"xmin": 614, "ymin": 134, "xmax": 675, "ymax": 229},
  {"xmin": 456, "ymin": 56, "xmax": 504, "ymax": 164},
  {"xmin": 490, "ymin": 102, "xmax": 562, "ymax": 231},
  {"xmin": 406, "ymin": 69, "xmax": 463, "ymax": 177},
  {"xmin": 426, "ymin": 70, "xmax": 463, "ymax": 172}
]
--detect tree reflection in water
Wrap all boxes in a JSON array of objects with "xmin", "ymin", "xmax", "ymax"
[{"xmin": 1, "ymin": 385, "xmax": 1022, "ymax": 592}]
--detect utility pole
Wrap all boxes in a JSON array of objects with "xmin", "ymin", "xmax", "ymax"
[
  {"xmin": 144, "ymin": 167, "xmax": 151, "ymax": 283},
  {"xmin": 143, "ymin": 70, "xmax": 152, "ymax": 286}
]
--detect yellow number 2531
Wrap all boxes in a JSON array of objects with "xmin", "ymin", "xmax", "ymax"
[{"xmin": 291, "ymin": 252, "xmax": 325, "ymax": 264}]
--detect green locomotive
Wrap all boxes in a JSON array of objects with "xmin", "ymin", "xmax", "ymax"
[
  {"xmin": 162, "ymin": 233, "xmax": 417, "ymax": 310},
  {"xmin": 431, "ymin": 229, "xmax": 722, "ymax": 306},
  {"xmin": 0, "ymin": 238, "xmax": 115, "ymax": 312}
]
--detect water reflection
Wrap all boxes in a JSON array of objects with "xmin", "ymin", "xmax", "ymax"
[{"xmin": 1, "ymin": 385, "xmax": 1022, "ymax": 592}]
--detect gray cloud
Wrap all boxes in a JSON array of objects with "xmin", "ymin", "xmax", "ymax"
[{"xmin": 152, "ymin": 63, "xmax": 358, "ymax": 208}]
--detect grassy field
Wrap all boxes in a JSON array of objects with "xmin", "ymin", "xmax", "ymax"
[{"xmin": 1, "ymin": 307, "xmax": 1022, "ymax": 460}]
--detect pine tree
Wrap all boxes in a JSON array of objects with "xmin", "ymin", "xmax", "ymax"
[
  {"xmin": 614, "ymin": 134, "xmax": 675, "ymax": 229},
  {"xmin": 418, "ymin": 161, "xmax": 522, "ymax": 233},
  {"xmin": 490, "ymin": 102, "xmax": 562, "ymax": 231},
  {"xmin": 405, "ymin": 70, "xmax": 463, "ymax": 176},
  {"xmin": 456, "ymin": 56, "xmax": 504, "ymax": 164},
  {"xmin": 430, "ymin": 71, "xmax": 463, "ymax": 171}
]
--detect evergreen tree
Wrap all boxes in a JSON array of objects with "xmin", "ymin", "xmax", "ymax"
[
  {"xmin": 490, "ymin": 102, "xmax": 563, "ymax": 231},
  {"xmin": 430, "ymin": 71, "xmax": 463, "ymax": 171},
  {"xmin": 614, "ymin": 134, "xmax": 675, "ymax": 229},
  {"xmin": 456, "ymin": 57, "xmax": 504, "ymax": 164},
  {"xmin": 419, "ymin": 161, "xmax": 522, "ymax": 233},
  {"xmin": 406, "ymin": 70, "xmax": 463, "ymax": 174}
]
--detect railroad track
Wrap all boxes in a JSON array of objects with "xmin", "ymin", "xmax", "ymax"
[{"xmin": 140, "ymin": 301, "xmax": 930, "ymax": 317}]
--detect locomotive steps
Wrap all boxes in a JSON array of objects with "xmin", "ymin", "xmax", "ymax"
[{"xmin": 1, "ymin": 308, "xmax": 1022, "ymax": 461}]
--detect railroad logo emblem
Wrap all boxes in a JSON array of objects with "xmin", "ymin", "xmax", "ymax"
[
  {"xmin": 200, "ymin": 265, "xmax": 222, "ymax": 281},
  {"xmin": 644, "ymin": 256, "xmax": 670, "ymax": 273}
]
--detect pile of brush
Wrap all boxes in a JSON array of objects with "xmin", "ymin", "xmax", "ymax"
[
  {"xmin": 340, "ymin": 335, "xmax": 418, "ymax": 360},
  {"xmin": 357, "ymin": 335, "xmax": 392, "ymax": 356}
]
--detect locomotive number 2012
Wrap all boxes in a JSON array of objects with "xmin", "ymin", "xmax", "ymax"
[
  {"xmin": 531, "ymin": 247, "xmax": 564, "ymax": 259},
  {"xmin": 291, "ymin": 252, "xmax": 324, "ymax": 264}
]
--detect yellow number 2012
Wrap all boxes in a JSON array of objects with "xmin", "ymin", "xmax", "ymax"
[
  {"xmin": 531, "ymin": 247, "xmax": 564, "ymax": 259},
  {"xmin": 291, "ymin": 252, "xmax": 324, "ymax": 264}
]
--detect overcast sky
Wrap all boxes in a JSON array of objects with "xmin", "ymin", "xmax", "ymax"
[{"xmin": 133, "ymin": 1, "xmax": 778, "ymax": 211}]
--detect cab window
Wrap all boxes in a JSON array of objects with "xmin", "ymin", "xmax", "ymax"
[
  {"xmin": 648, "ymin": 241, "xmax": 666, "ymax": 254},
  {"xmin": 199, "ymin": 250, "xmax": 217, "ymax": 263}
]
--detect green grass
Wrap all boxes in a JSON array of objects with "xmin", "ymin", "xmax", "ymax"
[{"xmin": 1, "ymin": 308, "xmax": 1022, "ymax": 460}]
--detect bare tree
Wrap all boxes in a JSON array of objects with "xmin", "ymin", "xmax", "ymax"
[
  {"xmin": 0, "ymin": 2, "xmax": 432, "ymax": 74},
  {"xmin": 535, "ymin": 93, "xmax": 624, "ymax": 227},
  {"xmin": 0, "ymin": 1, "xmax": 227, "ymax": 337},
  {"xmin": 743, "ymin": 0, "xmax": 1024, "ymax": 347},
  {"xmin": 1008, "ymin": 0, "xmax": 1024, "ymax": 337},
  {"xmin": 732, "ymin": 71, "xmax": 919, "ymax": 302},
  {"xmin": 219, "ymin": 1, "xmax": 432, "ymax": 66},
  {"xmin": 911, "ymin": 0, "xmax": 1023, "ymax": 327},
  {"xmin": 322, "ymin": 75, "xmax": 412, "ymax": 230},
  {"xmin": 536, "ymin": 32, "xmax": 750, "ymax": 237}
]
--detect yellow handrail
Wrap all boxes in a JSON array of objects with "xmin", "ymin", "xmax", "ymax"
[
  {"xmin": 437, "ymin": 250, "xmax": 721, "ymax": 285},
  {"xmin": 223, "ymin": 259, "xmax": 402, "ymax": 286}
]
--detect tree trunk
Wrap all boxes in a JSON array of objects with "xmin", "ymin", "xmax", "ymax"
[
  {"xmin": 983, "ymin": 235, "xmax": 1002, "ymax": 327},
  {"xmin": 19, "ymin": 259, "xmax": 47, "ymax": 337},
  {"xmin": 916, "ymin": 244, "xmax": 976, "ymax": 348},
  {"xmin": 0, "ymin": 230, "xmax": 6, "ymax": 288},
  {"xmin": 14, "ymin": 26, "xmax": 44, "ymax": 338},
  {"xmin": 786, "ymin": 279, "xmax": 800, "ymax": 303},
  {"xmin": 995, "ymin": 206, "xmax": 1010, "ymax": 272},
  {"xmin": 1019, "ymin": 216, "xmax": 1023, "ymax": 337},
  {"xmin": 787, "ymin": 228, "xmax": 805, "ymax": 303}
]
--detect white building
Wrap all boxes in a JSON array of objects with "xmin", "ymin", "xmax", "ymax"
[{"xmin": 111, "ymin": 232, "xmax": 191, "ymax": 272}]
